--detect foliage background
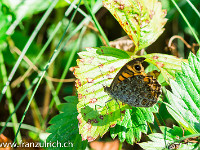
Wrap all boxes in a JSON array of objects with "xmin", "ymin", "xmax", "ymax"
[{"xmin": 0, "ymin": 0, "xmax": 199, "ymax": 149}]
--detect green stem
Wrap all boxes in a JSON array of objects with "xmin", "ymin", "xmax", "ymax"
[
  {"xmin": 171, "ymin": 0, "xmax": 200, "ymax": 45},
  {"xmin": 174, "ymin": 133, "xmax": 200, "ymax": 143},
  {"xmin": 0, "ymin": 122, "xmax": 41, "ymax": 133},
  {"xmin": 0, "ymin": 0, "xmax": 59, "ymax": 102},
  {"xmin": 13, "ymin": 0, "xmax": 81, "ymax": 144},
  {"xmin": 43, "ymin": 26, "xmax": 87, "ymax": 126},
  {"xmin": 42, "ymin": 0, "xmax": 102, "ymax": 123},
  {"xmin": 185, "ymin": 0, "xmax": 200, "ymax": 19},
  {"xmin": 0, "ymin": 50, "xmax": 22, "ymax": 144},
  {"xmin": 83, "ymin": 0, "xmax": 110, "ymax": 46},
  {"xmin": 23, "ymin": 75, "xmax": 43, "ymax": 128},
  {"xmin": 118, "ymin": 141, "xmax": 122, "ymax": 150},
  {"xmin": 0, "ymin": 72, "xmax": 41, "ymax": 135}
]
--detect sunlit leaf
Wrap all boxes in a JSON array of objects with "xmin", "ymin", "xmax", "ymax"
[
  {"xmin": 144, "ymin": 53, "xmax": 187, "ymax": 82},
  {"xmin": 0, "ymin": 3, "xmax": 12, "ymax": 44},
  {"xmin": 110, "ymin": 105, "xmax": 158, "ymax": 144},
  {"xmin": 74, "ymin": 47, "xmax": 174, "ymax": 143},
  {"xmin": 2, "ymin": 0, "xmax": 53, "ymax": 19},
  {"xmin": 166, "ymin": 51, "xmax": 200, "ymax": 134},
  {"xmin": 103, "ymin": 0, "xmax": 167, "ymax": 51},
  {"xmin": 96, "ymin": 46, "xmax": 131, "ymax": 59},
  {"xmin": 139, "ymin": 126, "xmax": 197, "ymax": 150},
  {"xmin": 74, "ymin": 47, "xmax": 132, "ymax": 141}
]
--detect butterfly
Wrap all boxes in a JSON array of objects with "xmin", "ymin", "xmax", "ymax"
[
  {"xmin": 104, "ymin": 57, "xmax": 162, "ymax": 107},
  {"xmin": 168, "ymin": 143, "xmax": 180, "ymax": 150}
]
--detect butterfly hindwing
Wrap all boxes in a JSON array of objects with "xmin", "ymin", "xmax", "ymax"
[{"xmin": 104, "ymin": 57, "xmax": 161, "ymax": 107}]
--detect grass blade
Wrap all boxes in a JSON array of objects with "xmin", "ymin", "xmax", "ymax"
[
  {"xmin": 171, "ymin": 0, "xmax": 200, "ymax": 45},
  {"xmin": 83, "ymin": 0, "xmax": 109, "ymax": 46},
  {"xmin": 185, "ymin": 0, "xmax": 200, "ymax": 19},
  {"xmin": 0, "ymin": 0, "xmax": 59, "ymax": 102},
  {"xmin": 12, "ymin": 0, "xmax": 81, "ymax": 144}
]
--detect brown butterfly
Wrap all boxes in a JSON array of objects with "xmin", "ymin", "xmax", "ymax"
[{"xmin": 104, "ymin": 57, "xmax": 161, "ymax": 107}]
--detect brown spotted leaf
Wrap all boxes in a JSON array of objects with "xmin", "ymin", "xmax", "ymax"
[
  {"xmin": 74, "ymin": 47, "xmax": 187, "ymax": 143},
  {"xmin": 103, "ymin": 0, "xmax": 167, "ymax": 51},
  {"xmin": 75, "ymin": 47, "xmax": 132, "ymax": 141},
  {"xmin": 144, "ymin": 53, "xmax": 187, "ymax": 83}
]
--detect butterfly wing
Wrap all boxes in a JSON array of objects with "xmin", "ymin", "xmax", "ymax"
[
  {"xmin": 104, "ymin": 57, "xmax": 161, "ymax": 107},
  {"xmin": 110, "ymin": 57, "xmax": 146, "ymax": 89}
]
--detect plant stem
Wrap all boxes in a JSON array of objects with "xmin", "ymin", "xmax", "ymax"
[
  {"xmin": 185, "ymin": 0, "xmax": 200, "ymax": 19},
  {"xmin": 83, "ymin": 0, "xmax": 110, "ymax": 46},
  {"xmin": 0, "ymin": 50, "xmax": 22, "ymax": 144},
  {"xmin": 12, "ymin": 0, "xmax": 81, "ymax": 144},
  {"xmin": 171, "ymin": 0, "xmax": 200, "ymax": 45},
  {"xmin": 0, "ymin": 0, "xmax": 59, "ymax": 102}
]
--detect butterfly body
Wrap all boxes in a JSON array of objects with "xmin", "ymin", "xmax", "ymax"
[{"xmin": 104, "ymin": 57, "xmax": 161, "ymax": 107}]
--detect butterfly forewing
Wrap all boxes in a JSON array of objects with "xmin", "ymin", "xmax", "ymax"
[{"xmin": 104, "ymin": 57, "xmax": 161, "ymax": 107}]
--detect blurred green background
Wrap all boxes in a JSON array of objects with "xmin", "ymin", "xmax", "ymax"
[{"xmin": 0, "ymin": 0, "xmax": 199, "ymax": 148}]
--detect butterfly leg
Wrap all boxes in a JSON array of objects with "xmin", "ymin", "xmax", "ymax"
[
  {"xmin": 105, "ymin": 98, "xmax": 113, "ymax": 114},
  {"xmin": 115, "ymin": 99, "xmax": 122, "ymax": 119},
  {"xmin": 94, "ymin": 104, "xmax": 100, "ymax": 111},
  {"xmin": 105, "ymin": 99, "xmax": 122, "ymax": 119}
]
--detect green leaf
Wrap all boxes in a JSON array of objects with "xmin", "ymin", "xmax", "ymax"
[
  {"xmin": 74, "ymin": 47, "xmax": 162, "ymax": 143},
  {"xmin": 139, "ymin": 126, "xmax": 197, "ymax": 150},
  {"xmin": 164, "ymin": 98, "xmax": 196, "ymax": 134},
  {"xmin": 144, "ymin": 53, "xmax": 187, "ymax": 72},
  {"xmin": 96, "ymin": 46, "xmax": 131, "ymax": 59},
  {"xmin": 75, "ymin": 47, "xmax": 189, "ymax": 143},
  {"xmin": 166, "ymin": 51, "xmax": 200, "ymax": 134},
  {"xmin": 75, "ymin": 47, "xmax": 131, "ymax": 141},
  {"xmin": 63, "ymin": 96, "xmax": 78, "ymax": 103},
  {"xmin": 46, "ymin": 96, "xmax": 87, "ymax": 150},
  {"xmin": 144, "ymin": 53, "xmax": 187, "ymax": 83},
  {"xmin": 2, "ymin": 47, "xmax": 16, "ymax": 66},
  {"xmin": 110, "ymin": 105, "xmax": 158, "ymax": 144},
  {"xmin": 2, "ymin": 0, "xmax": 53, "ymax": 19},
  {"xmin": 11, "ymin": 31, "xmax": 41, "ymax": 61},
  {"xmin": 103, "ymin": 0, "xmax": 167, "ymax": 51},
  {"xmin": 0, "ymin": 3, "xmax": 12, "ymax": 44}
]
